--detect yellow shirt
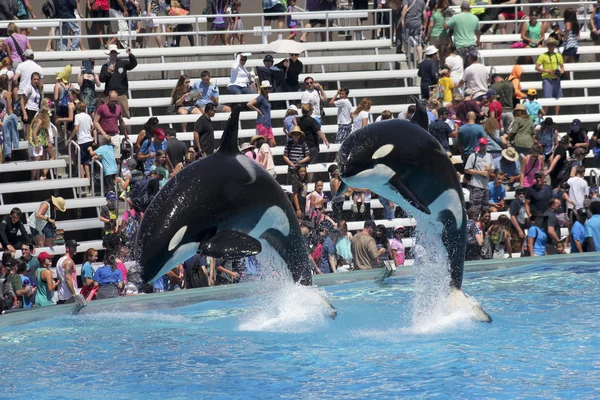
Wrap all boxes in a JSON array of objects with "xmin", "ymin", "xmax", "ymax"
[
  {"xmin": 469, "ymin": 0, "xmax": 490, "ymax": 16},
  {"xmin": 439, "ymin": 77, "xmax": 454, "ymax": 104},
  {"xmin": 536, "ymin": 52, "xmax": 563, "ymax": 80}
]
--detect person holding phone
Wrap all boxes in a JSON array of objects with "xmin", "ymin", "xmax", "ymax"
[
  {"xmin": 79, "ymin": 58, "xmax": 101, "ymax": 115},
  {"xmin": 99, "ymin": 45, "xmax": 137, "ymax": 119}
]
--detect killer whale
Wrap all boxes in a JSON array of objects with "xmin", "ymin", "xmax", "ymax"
[
  {"xmin": 135, "ymin": 106, "xmax": 323, "ymax": 297},
  {"xmin": 335, "ymin": 97, "xmax": 491, "ymax": 322}
]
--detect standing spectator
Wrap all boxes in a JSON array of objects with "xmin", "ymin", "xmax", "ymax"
[
  {"xmin": 0, "ymin": 208, "xmax": 29, "ymax": 253},
  {"xmin": 227, "ymin": 0, "xmax": 244, "ymax": 45},
  {"xmin": 55, "ymin": 0, "xmax": 81, "ymax": 51},
  {"xmin": 67, "ymin": 102, "xmax": 95, "ymax": 182},
  {"xmin": 263, "ymin": 0, "xmax": 286, "ymax": 40},
  {"xmin": 461, "ymin": 52, "xmax": 488, "ymax": 101},
  {"xmin": 465, "ymin": 137, "xmax": 494, "ymax": 213},
  {"xmin": 78, "ymin": 59, "xmax": 101, "ymax": 115},
  {"xmin": 18, "ymin": 67, "xmax": 42, "ymax": 142},
  {"xmin": 490, "ymin": 73, "xmax": 515, "ymax": 132},
  {"xmin": 485, "ymin": 215, "xmax": 512, "ymax": 259},
  {"xmin": 525, "ymin": 170, "xmax": 552, "ymax": 218},
  {"xmin": 509, "ymin": 186, "xmax": 528, "ymax": 245},
  {"xmin": 28, "ymin": 197, "xmax": 66, "ymax": 248},
  {"xmin": 520, "ymin": 146, "xmax": 544, "ymax": 188},
  {"xmin": 28, "ymin": 102, "xmax": 55, "ymax": 181},
  {"xmin": 390, "ymin": 226, "xmax": 406, "ymax": 266},
  {"xmin": 134, "ymin": 117, "xmax": 159, "ymax": 152},
  {"xmin": 488, "ymin": 172, "xmax": 506, "ymax": 212},
  {"xmin": 93, "ymin": 255, "xmax": 125, "ymax": 299},
  {"xmin": 567, "ymin": 166, "xmax": 589, "ymax": 216},
  {"xmin": 546, "ymin": 135, "xmax": 569, "ymax": 187},
  {"xmin": 571, "ymin": 209, "xmax": 588, "ymax": 253},
  {"xmin": 438, "ymin": 69, "xmax": 454, "ymax": 104},
  {"xmin": 528, "ymin": 216, "xmax": 547, "ymax": 256},
  {"xmin": 586, "ymin": 201, "xmax": 600, "ymax": 252},
  {"xmin": 283, "ymin": 104, "xmax": 298, "ymax": 135},
  {"xmin": 429, "ymin": 106, "xmax": 457, "ymax": 153},
  {"xmin": 543, "ymin": 198, "xmax": 562, "ymax": 254},
  {"xmin": 506, "ymin": 104, "xmax": 534, "ymax": 156},
  {"xmin": 350, "ymin": 98, "xmax": 372, "ymax": 133},
  {"xmin": 329, "ymin": 88, "xmax": 352, "ymax": 143},
  {"xmin": 351, "ymin": 220, "xmax": 383, "ymax": 270},
  {"xmin": 251, "ymin": 135, "xmax": 276, "ymax": 178},
  {"xmin": 20, "ymin": 243, "xmax": 39, "ymax": 283},
  {"xmin": 445, "ymin": 2, "xmax": 480, "ymax": 67},
  {"xmin": 106, "ymin": 0, "xmax": 130, "ymax": 49},
  {"xmin": 138, "ymin": 128, "xmax": 168, "ymax": 175},
  {"xmin": 590, "ymin": 1, "xmax": 600, "ymax": 62},
  {"xmin": 374, "ymin": 224, "xmax": 395, "ymax": 269},
  {"xmin": 81, "ymin": 248, "xmax": 99, "ymax": 289},
  {"xmin": 535, "ymin": 117, "xmax": 557, "ymax": 160},
  {"xmin": 88, "ymin": 135, "xmax": 118, "ymax": 194},
  {"xmin": 99, "ymin": 191, "xmax": 119, "ymax": 235},
  {"xmin": 286, "ymin": 0, "xmax": 298, "ymax": 40},
  {"xmin": 34, "ymin": 252, "xmax": 58, "ymax": 307},
  {"xmin": 299, "ymin": 0, "xmax": 334, "ymax": 43},
  {"xmin": 192, "ymin": 71, "xmax": 231, "ymax": 114},
  {"xmin": 465, "ymin": 207, "xmax": 483, "ymax": 261},
  {"xmin": 283, "ymin": 126, "xmax": 310, "ymax": 184},
  {"xmin": 401, "ymin": 0, "xmax": 426, "ymax": 62},
  {"xmin": 297, "ymin": 104, "xmax": 329, "ymax": 183},
  {"xmin": 484, "ymin": 89, "xmax": 503, "ymax": 129},
  {"xmin": 145, "ymin": 0, "xmax": 166, "ymax": 48},
  {"xmin": 89, "ymin": 0, "xmax": 110, "ymax": 50},
  {"xmin": 524, "ymin": 88, "xmax": 544, "ymax": 128},
  {"xmin": 444, "ymin": 45, "xmax": 464, "ymax": 94},
  {"xmin": 247, "ymin": 81, "xmax": 276, "ymax": 147},
  {"xmin": 458, "ymin": 111, "xmax": 485, "ymax": 163},
  {"xmin": 227, "ymin": 53, "xmax": 255, "ymax": 95},
  {"xmin": 562, "ymin": 8, "xmax": 580, "ymax": 78},
  {"xmin": 316, "ymin": 223, "xmax": 337, "ymax": 274},
  {"xmin": 99, "ymin": 46, "xmax": 137, "ymax": 119},
  {"xmin": 56, "ymin": 241, "xmax": 79, "ymax": 304},
  {"xmin": 94, "ymin": 91, "xmax": 129, "ymax": 162},
  {"xmin": 301, "ymin": 77, "xmax": 327, "ymax": 126},
  {"xmin": 193, "ymin": 103, "xmax": 216, "ymax": 157},
  {"xmin": 329, "ymin": 166, "xmax": 344, "ymax": 221},
  {"xmin": 53, "ymin": 65, "xmax": 73, "ymax": 124},
  {"xmin": 275, "ymin": 53, "xmax": 303, "ymax": 93},
  {"xmin": 166, "ymin": 128, "xmax": 187, "ymax": 167},
  {"xmin": 418, "ymin": 45, "xmax": 439, "ymax": 100},
  {"xmin": 426, "ymin": 0, "xmax": 451, "ymax": 58},
  {"xmin": 292, "ymin": 166, "xmax": 309, "ymax": 220},
  {"xmin": 535, "ymin": 38, "xmax": 564, "ymax": 116},
  {"xmin": 4, "ymin": 23, "xmax": 32, "ymax": 67}
]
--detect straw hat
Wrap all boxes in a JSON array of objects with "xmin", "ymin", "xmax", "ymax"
[
  {"xmin": 240, "ymin": 142, "xmax": 255, "ymax": 152},
  {"xmin": 250, "ymin": 135, "xmax": 265, "ymax": 145},
  {"xmin": 545, "ymin": 37, "xmax": 559, "ymax": 46},
  {"xmin": 501, "ymin": 147, "xmax": 520, "ymax": 162},
  {"xmin": 288, "ymin": 126, "xmax": 304, "ymax": 138},
  {"xmin": 105, "ymin": 44, "xmax": 120, "ymax": 55},
  {"xmin": 260, "ymin": 80, "xmax": 272, "ymax": 88},
  {"xmin": 51, "ymin": 196, "xmax": 66, "ymax": 212},
  {"xmin": 56, "ymin": 65, "xmax": 72, "ymax": 83},
  {"xmin": 514, "ymin": 104, "xmax": 526, "ymax": 112}
]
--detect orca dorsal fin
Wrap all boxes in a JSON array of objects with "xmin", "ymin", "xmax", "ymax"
[
  {"xmin": 410, "ymin": 95, "xmax": 429, "ymax": 131},
  {"xmin": 218, "ymin": 104, "xmax": 242, "ymax": 154}
]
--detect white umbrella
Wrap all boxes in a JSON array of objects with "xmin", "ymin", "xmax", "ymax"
[{"xmin": 267, "ymin": 39, "xmax": 306, "ymax": 55}]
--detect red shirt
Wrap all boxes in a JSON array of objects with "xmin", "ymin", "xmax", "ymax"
[
  {"xmin": 489, "ymin": 100, "xmax": 503, "ymax": 126},
  {"xmin": 96, "ymin": 103, "xmax": 122, "ymax": 135},
  {"xmin": 96, "ymin": 0, "xmax": 110, "ymax": 11}
]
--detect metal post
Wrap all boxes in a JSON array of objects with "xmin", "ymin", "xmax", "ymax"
[
  {"xmin": 326, "ymin": 11, "xmax": 330, "ymax": 42},
  {"xmin": 195, "ymin": 16, "xmax": 200, "ymax": 47},
  {"xmin": 514, "ymin": 5, "xmax": 518, "ymax": 35}
]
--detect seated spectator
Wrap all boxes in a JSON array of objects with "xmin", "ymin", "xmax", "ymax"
[
  {"xmin": 283, "ymin": 104, "xmax": 299, "ymax": 136},
  {"xmin": 397, "ymin": 104, "xmax": 416, "ymax": 121},
  {"xmin": 275, "ymin": 53, "xmax": 303, "ymax": 92},
  {"xmin": 171, "ymin": 75, "xmax": 199, "ymax": 134},
  {"xmin": 485, "ymin": 215, "xmax": 512, "ymax": 259},
  {"xmin": 89, "ymin": 135, "xmax": 118, "ymax": 194},
  {"xmin": 306, "ymin": 180, "xmax": 327, "ymax": 221},
  {"xmin": 251, "ymin": 135, "xmax": 276, "ymax": 178},
  {"xmin": 571, "ymin": 209, "xmax": 588, "ymax": 253},
  {"xmin": 374, "ymin": 225, "xmax": 395, "ymax": 269},
  {"xmin": 138, "ymin": 128, "xmax": 168, "ymax": 175},
  {"xmin": 488, "ymin": 172, "xmax": 507, "ymax": 212},
  {"xmin": 172, "ymin": 151, "xmax": 195, "ymax": 176},
  {"xmin": 135, "ymin": 117, "xmax": 160, "ymax": 152},
  {"xmin": 495, "ymin": 147, "xmax": 521, "ymax": 189},
  {"xmin": 192, "ymin": 70, "xmax": 231, "ymax": 114},
  {"xmin": 93, "ymin": 254, "xmax": 125, "ymax": 300},
  {"xmin": 240, "ymin": 142, "xmax": 257, "ymax": 161},
  {"xmin": 528, "ymin": 215, "xmax": 547, "ymax": 256},
  {"xmin": 315, "ymin": 223, "xmax": 337, "ymax": 274},
  {"xmin": 28, "ymin": 197, "xmax": 66, "ymax": 248},
  {"xmin": 520, "ymin": 145, "xmax": 545, "ymax": 188},
  {"xmin": 256, "ymin": 55, "xmax": 284, "ymax": 92},
  {"xmin": 567, "ymin": 119, "xmax": 589, "ymax": 158},
  {"xmin": 227, "ymin": 53, "xmax": 255, "ymax": 95},
  {"xmin": 34, "ymin": 252, "xmax": 58, "ymax": 307},
  {"xmin": 506, "ymin": 104, "xmax": 534, "ymax": 156},
  {"xmin": 0, "ymin": 208, "xmax": 30, "ymax": 253},
  {"xmin": 283, "ymin": 126, "xmax": 310, "ymax": 185}
]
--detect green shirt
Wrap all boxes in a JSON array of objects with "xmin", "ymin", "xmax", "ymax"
[
  {"xmin": 536, "ymin": 52, "xmax": 563, "ymax": 80},
  {"xmin": 35, "ymin": 267, "xmax": 54, "ymax": 307},
  {"xmin": 431, "ymin": 10, "xmax": 448, "ymax": 38},
  {"xmin": 446, "ymin": 12, "xmax": 480, "ymax": 48}
]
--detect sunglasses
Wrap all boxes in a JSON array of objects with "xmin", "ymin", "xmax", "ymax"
[
  {"xmin": 305, "ymin": 81, "xmax": 314, "ymax": 84},
  {"xmin": 315, "ymin": 207, "xmax": 323, "ymax": 211},
  {"xmin": 290, "ymin": 53, "xmax": 299, "ymax": 56},
  {"xmin": 21, "ymin": 248, "xmax": 29, "ymax": 251}
]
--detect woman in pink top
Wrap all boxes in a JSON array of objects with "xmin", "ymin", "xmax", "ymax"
[
  {"xmin": 240, "ymin": 142, "xmax": 257, "ymax": 160},
  {"xmin": 390, "ymin": 226, "xmax": 406, "ymax": 266},
  {"xmin": 4, "ymin": 23, "xmax": 32, "ymax": 66},
  {"xmin": 306, "ymin": 180, "xmax": 326, "ymax": 219},
  {"xmin": 520, "ymin": 145, "xmax": 545, "ymax": 188},
  {"xmin": 251, "ymin": 135, "xmax": 276, "ymax": 178}
]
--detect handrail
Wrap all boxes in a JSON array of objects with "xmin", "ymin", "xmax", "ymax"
[
  {"xmin": 590, "ymin": 169, "xmax": 598, "ymax": 189},
  {"xmin": 67, "ymin": 141, "xmax": 81, "ymax": 178},
  {"xmin": 91, "ymin": 158, "xmax": 104, "ymax": 196}
]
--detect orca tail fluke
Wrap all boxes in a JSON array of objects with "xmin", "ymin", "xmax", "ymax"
[
  {"xmin": 449, "ymin": 287, "xmax": 492, "ymax": 323},
  {"xmin": 218, "ymin": 105, "xmax": 243, "ymax": 154}
]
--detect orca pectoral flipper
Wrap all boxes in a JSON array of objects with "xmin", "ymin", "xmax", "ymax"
[
  {"xmin": 386, "ymin": 174, "xmax": 431, "ymax": 215},
  {"xmin": 200, "ymin": 230, "xmax": 262, "ymax": 259}
]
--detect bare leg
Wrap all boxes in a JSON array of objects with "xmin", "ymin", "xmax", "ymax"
[{"xmin": 178, "ymin": 107, "xmax": 189, "ymax": 132}]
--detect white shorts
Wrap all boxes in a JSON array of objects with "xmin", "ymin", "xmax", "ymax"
[
  {"xmin": 145, "ymin": 13, "xmax": 160, "ymax": 28},
  {"xmin": 111, "ymin": 135, "xmax": 122, "ymax": 159},
  {"xmin": 29, "ymin": 144, "xmax": 44, "ymax": 158}
]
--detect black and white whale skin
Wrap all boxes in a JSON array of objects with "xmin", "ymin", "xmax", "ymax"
[
  {"xmin": 335, "ymin": 99, "xmax": 491, "ymax": 322},
  {"xmin": 136, "ymin": 106, "xmax": 314, "ymax": 288}
]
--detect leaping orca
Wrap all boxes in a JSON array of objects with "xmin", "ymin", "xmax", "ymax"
[
  {"xmin": 135, "ymin": 105, "xmax": 335, "ymax": 317},
  {"xmin": 335, "ymin": 97, "xmax": 491, "ymax": 322}
]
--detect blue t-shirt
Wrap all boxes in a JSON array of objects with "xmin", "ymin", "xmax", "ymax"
[
  {"xmin": 95, "ymin": 144, "xmax": 118, "ymax": 176},
  {"xmin": 93, "ymin": 266, "xmax": 123, "ymax": 285},
  {"xmin": 528, "ymin": 226, "xmax": 547, "ymax": 256},
  {"xmin": 81, "ymin": 261, "xmax": 95, "ymax": 284},
  {"xmin": 140, "ymin": 139, "xmax": 169, "ymax": 174},
  {"xmin": 284, "ymin": 115, "xmax": 296, "ymax": 134},
  {"xmin": 459, "ymin": 124, "xmax": 486, "ymax": 155},
  {"xmin": 525, "ymin": 100, "xmax": 542, "ymax": 125},
  {"xmin": 585, "ymin": 215, "xmax": 600, "ymax": 251},
  {"xmin": 153, "ymin": 274, "xmax": 169, "ymax": 291},
  {"xmin": 319, "ymin": 236, "xmax": 336, "ymax": 274},
  {"xmin": 192, "ymin": 80, "xmax": 219, "ymax": 106},
  {"xmin": 255, "ymin": 95, "xmax": 272, "ymax": 128},
  {"xmin": 183, "ymin": 254, "xmax": 207, "ymax": 278},
  {"xmin": 570, "ymin": 221, "xmax": 587, "ymax": 253},
  {"xmin": 20, "ymin": 275, "xmax": 33, "ymax": 308},
  {"xmin": 488, "ymin": 182, "xmax": 506, "ymax": 203},
  {"xmin": 494, "ymin": 157, "xmax": 521, "ymax": 177}
]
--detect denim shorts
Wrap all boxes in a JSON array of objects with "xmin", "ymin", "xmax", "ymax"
[
  {"xmin": 542, "ymin": 78, "xmax": 562, "ymax": 99},
  {"xmin": 31, "ymin": 223, "xmax": 56, "ymax": 239},
  {"xmin": 562, "ymin": 47, "xmax": 578, "ymax": 57}
]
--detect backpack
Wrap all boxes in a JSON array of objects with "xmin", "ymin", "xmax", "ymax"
[
  {"xmin": 130, "ymin": 176, "xmax": 153, "ymax": 212},
  {"xmin": 466, "ymin": 221, "xmax": 479, "ymax": 246},
  {"xmin": 0, "ymin": 275, "xmax": 16, "ymax": 311},
  {"xmin": 556, "ymin": 159, "xmax": 578, "ymax": 185},
  {"xmin": 186, "ymin": 256, "xmax": 208, "ymax": 289},
  {"xmin": 122, "ymin": 211, "xmax": 141, "ymax": 244},
  {"xmin": 42, "ymin": 0, "xmax": 57, "ymax": 18}
]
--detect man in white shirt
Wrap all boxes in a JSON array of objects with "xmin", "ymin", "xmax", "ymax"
[
  {"xmin": 328, "ymin": 87, "xmax": 352, "ymax": 143},
  {"xmin": 460, "ymin": 52, "xmax": 488, "ymax": 101},
  {"xmin": 301, "ymin": 76, "xmax": 327, "ymax": 127},
  {"xmin": 567, "ymin": 166, "xmax": 589, "ymax": 213},
  {"xmin": 12, "ymin": 49, "xmax": 43, "ymax": 96},
  {"xmin": 56, "ymin": 239, "xmax": 80, "ymax": 304}
]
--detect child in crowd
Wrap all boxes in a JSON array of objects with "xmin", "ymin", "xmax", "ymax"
[
  {"xmin": 99, "ymin": 191, "xmax": 119, "ymax": 235},
  {"xmin": 287, "ymin": 0, "xmax": 298, "ymax": 40},
  {"xmin": 352, "ymin": 190, "xmax": 366, "ymax": 214},
  {"xmin": 438, "ymin": 69, "xmax": 454, "ymax": 104},
  {"xmin": 524, "ymin": 88, "xmax": 544, "ymax": 127},
  {"xmin": 67, "ymin": 102, "xmax": 95, "ymax": 182},
  {"xmin": 228, "ymin": 0, "xmax": 244, "ymax": 45},
  {"xmin": 283, "ymin": 105, "xmax": 298, "ymax": 135},
  {"xmin": 89, "ymin": 135, "xmax": 118, "ymax": 195}
]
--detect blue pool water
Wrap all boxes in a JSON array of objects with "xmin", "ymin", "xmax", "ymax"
[{"xmin": 2, "ymin": 261, "xmax": 600, "ymax": 399}]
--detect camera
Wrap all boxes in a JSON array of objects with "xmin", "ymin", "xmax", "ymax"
[{"xmin": 554, "ymin": 69, "xmax": 563, "ymax": 79}]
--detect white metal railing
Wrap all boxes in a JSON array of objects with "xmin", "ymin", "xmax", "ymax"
[
  {"xmin": 91, "ymin": 158, "xmax": 104, "ymax": 196},
  {"xmin": 0, "ymin": 9, "xmax": 394, "ymax": 48},
  {"xmin": 68, "ymin": 140, "xmax": 81, "ymax": 179}
]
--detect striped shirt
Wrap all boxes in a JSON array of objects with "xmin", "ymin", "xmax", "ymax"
[
  {"xmin": 563, "ymin": 29, "xmax": 578, "ymax": 50},
  {"xmin": 284, "ymin": 140, "xmax": 309, "ymax": 164}
]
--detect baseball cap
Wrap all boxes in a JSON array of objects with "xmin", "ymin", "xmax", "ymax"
[
  {"xmin": 106, "ymin": 191, "xmax": 117, "ymax": 202},
  {"xmin": 263, "ymin": 54, "xmax": 274, "ymax": 62},
  {"xmin": 154, "ymin": 128, "xmax": 167, "ymax": 140},
  {"xmin": 37, "ymin": 252, "xmax": 53, "ymax": 263},
  {"xmin": 23, "ymin": 49, "xmax": 34, "ymax": 58},
  {"xmin": 65, "ymin": 239, "xmax": 79, "ymax": 248},
  {"xmin": 590, "ymin": 187, "xmax": 598, "ymax": 195},
  {"xmin": 460, "ymin": 1, "xmax": 471, "ymax": 10},
  {"xmin": 394, "ymin": 225, "xmax": 405, "ymax": 232},
  {"xmin": 485, "ymin": 89, "xmax": 497, "ymax": 98},
  {"xmin": 464, "ymin": 88, "xmax": 473, "ymax": 96},
  {"xmin": 478, "ymin": 137, "xmax": 489, "ymax": 145},
  {"xmin": 155, "ymin": 167, "xmax": 169, "ymax": 178},
  {"xmin": 438, "ymin": 107, "xmax": 448, "ymax": 116},
  {"xmin": 364, "ymin": 220, "xmax": 377, "ymax": 230},
  {"xmin": 534, "ymin": 170, "xmax": 545, "ymax": 177}
]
